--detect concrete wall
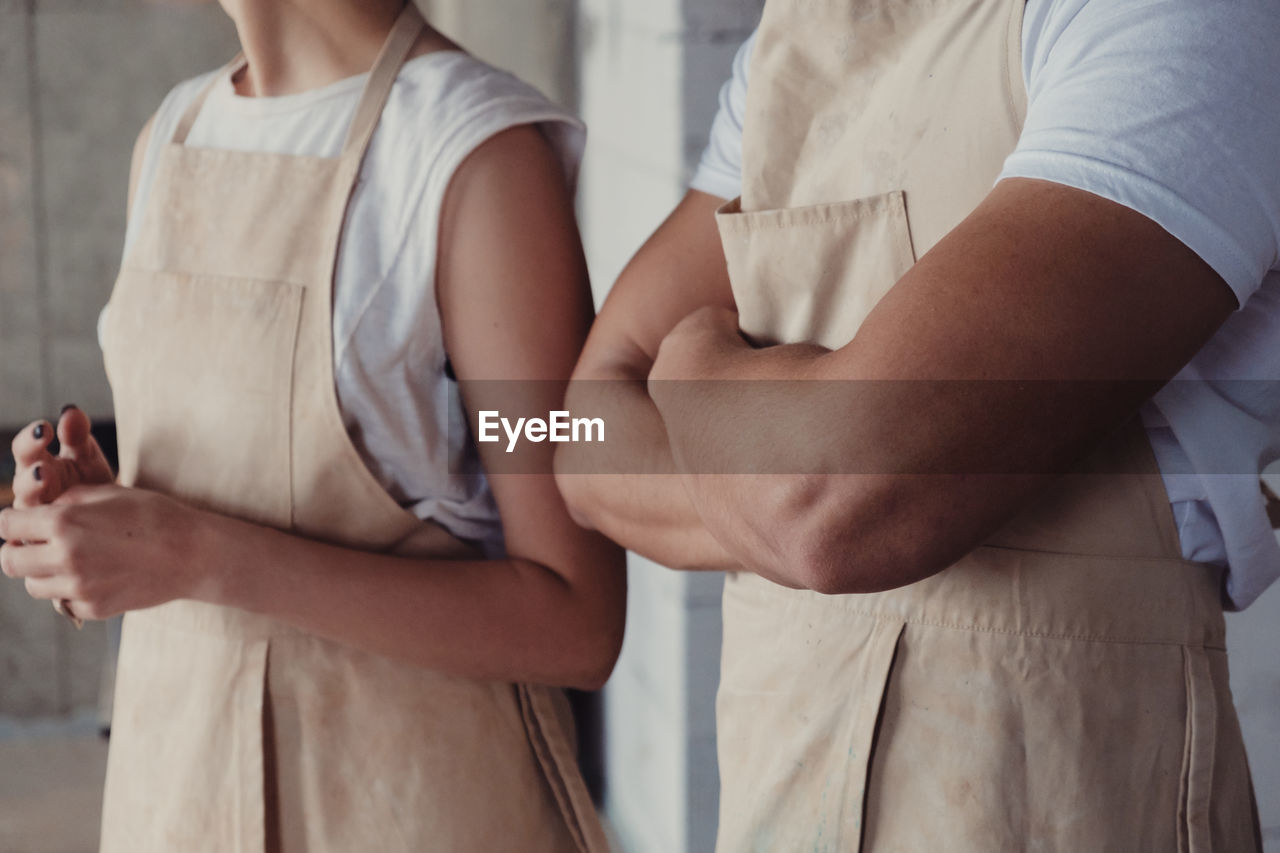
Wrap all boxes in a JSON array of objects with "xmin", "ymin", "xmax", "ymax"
[
  {"xmin": 0, "ymin": 1, "xmax": 239, "ymax": 430},
  {"xmin": 420, "ymin": 0, "xmax": 577, "ymax": 110},
  {"xmin": 1230, "ymin": 584, "xmax": 1280, "ymax": 851},
  {"xmin": 0, "ymin": 1, "xmax": 238, "ymax": 718}
]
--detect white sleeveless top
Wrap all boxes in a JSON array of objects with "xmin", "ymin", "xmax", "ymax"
[{"xmin": 111, "ymin": 51, "xmax": 585, "ymax": 554}]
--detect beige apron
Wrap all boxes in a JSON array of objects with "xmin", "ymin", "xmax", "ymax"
[
  {"xmin": 713, "ymin": 0, "xmax": 1262, "ymax": 849},
  {"xmin": 98, "ymin": 6, "xmax": 606, "ymax": 851}
]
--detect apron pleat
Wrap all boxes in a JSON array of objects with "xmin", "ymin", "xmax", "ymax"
[{"xmin": 1181, "ymin": 646, "xmax": 1219, "ymax": 853}]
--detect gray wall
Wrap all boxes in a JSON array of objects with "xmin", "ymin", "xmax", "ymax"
[
  {"xmin": 0, "ymin": 1, "xmax": 239, "ymax": 429},
  {"xmin": 421, "ymin": 0, "xmax": 577, "ymax": 109},
  {"xmin": 1230, "ymin": 581, "xmax": 1280, "ymax": 851}
]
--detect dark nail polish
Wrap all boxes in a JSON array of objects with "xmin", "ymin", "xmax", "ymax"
[
  {"xmin": 33, "ymin": 465, "xmax": 42, "ymax": 482},
  {"xmin": 60, "ymin": 404, "xmax": 78, "ymax": 415},
  {"xmin": 33, "ymin": 424, "xmax": 45, "ymax": 439}
]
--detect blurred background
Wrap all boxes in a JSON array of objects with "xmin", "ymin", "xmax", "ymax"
[{"xmin": 1, "ymin": 1, "xmax": 1277, "ymax": 851}]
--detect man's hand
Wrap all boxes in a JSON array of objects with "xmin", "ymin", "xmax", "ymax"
[
  {"xmin": 650, "ymin": 306, "xmax": 750, "ymax": 385},
  {"xmin": 554, "ymin": 190, "xmax": 744, "ymax": 572}
]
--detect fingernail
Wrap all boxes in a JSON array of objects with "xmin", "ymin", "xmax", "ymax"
[
  {"xmin": 60, "ymin": 404, "xmax": 78, "ymax": 415},
  {"xmin": 33, "ymin": 465, "xmax": 42, "ymax": 482},
  {"xmin": 33, "ymin": 424, "xmax": 45, "ymax": 439}
]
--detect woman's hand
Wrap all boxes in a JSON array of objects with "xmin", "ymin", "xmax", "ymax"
[
  {"xmin": 9, "ymin": 406, "xmax": 114, "ymax": 508},
  {"xmin": 0, "ymin": 484, "xmax": 206, "ymax": 622}
]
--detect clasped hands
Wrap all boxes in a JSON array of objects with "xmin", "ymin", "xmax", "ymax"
[
  {"xmin": 646, "ymin": 305, "xmax": 836, "ymax": 580},
  {"xmin": 1, "ymin": 407, "xmax": 203, "ymax": 622}
]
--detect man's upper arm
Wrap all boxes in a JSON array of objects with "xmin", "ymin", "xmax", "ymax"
[
  {"xmin": 798, "ymin": 177, "xmax": 1238, "ymax": 586},
  {"xmin": 574, "ymin": 189, "xmax": 737, "ymax": 381},
  {"xmin": 1004, "ymin": 0, "xmax": 1280, "ymax": 307},
  {"xmin": 816, "ymin": 0, "xmax": 1279, "ymax": 579}
]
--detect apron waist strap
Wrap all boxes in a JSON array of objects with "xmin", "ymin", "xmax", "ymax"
[{"xmin": 727, "ymin": 546, "xmax": 1226, "ymax": 648}]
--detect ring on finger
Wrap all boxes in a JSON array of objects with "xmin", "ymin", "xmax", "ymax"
[{"xmin": 52, "ymin": 599, "xmax": 84, "ymax": 630}]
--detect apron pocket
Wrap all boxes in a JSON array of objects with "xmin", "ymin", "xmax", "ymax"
[
  {"xmin": 104, "ymin": 268, "xmax": 302, "ymax": 530},
  {"xmin": 715, "ymin": 192, "xmax": 917, "ymax": 349}
]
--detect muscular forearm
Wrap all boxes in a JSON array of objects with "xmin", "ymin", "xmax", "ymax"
[
  {"xmin": 653, "ymin": 336, "xmax": 1001, "ymax": 592},
  {"xmin": 193, "ymin": 509, "xmax": 622, "ymax": 690},
  {"xmin": 555, "ymin": 377, "xmax": 737, "ymax": 572},
  {"xmin": 651, "ymin": 321, "xmax": 1154, "ymax": 595}
]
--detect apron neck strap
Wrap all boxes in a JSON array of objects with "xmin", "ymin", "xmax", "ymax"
[
  {"xmin": 341, "ymin": 2, "xmax": 425, "ymax": 161},
  {"xmin": 168, "ymin": 2, "xmax": 426, "ymax": 154},
  {"xmin": 171, "ymin": 54, "xmax": 244, "ymax": 147}
]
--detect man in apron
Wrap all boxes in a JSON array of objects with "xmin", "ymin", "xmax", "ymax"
[{"xmin": 558, "ymin": 0, "xmax": 1278, "ymax": 848}]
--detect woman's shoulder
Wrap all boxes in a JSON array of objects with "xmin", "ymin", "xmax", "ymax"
[{"xmin": 386, "ymin": 51, "xmax": 585, "ymax": 191}]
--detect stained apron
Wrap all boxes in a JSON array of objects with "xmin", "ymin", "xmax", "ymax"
[
  {"xmin": 712, "ymin": 0, "xmax": 1262, "ymax": 849},
  {"xmin": 97, "ymin": 5, "xmax": 606, "ymax": 851}
]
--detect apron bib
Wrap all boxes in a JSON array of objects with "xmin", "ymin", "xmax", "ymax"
[
  {"xmin": 98, "ymin": 6, "xmax": 606, "ymax": 851},
  {"xmin": 712, "ymin": 0, "xmax": 1262, "ymax": 850}
]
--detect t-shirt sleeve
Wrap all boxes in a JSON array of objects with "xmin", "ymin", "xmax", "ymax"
[
  {"xmin": 689, "ymin": 32, "xmax": 756, "ymax": 201},
  {"xmin": 421, "ymin": 59, "xmax": 587, "ymax": 214},
  {"xmin": 998, "ymin": 0, "xmax": 1280, "ymax": 306}
]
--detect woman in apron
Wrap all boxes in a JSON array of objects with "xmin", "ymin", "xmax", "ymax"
[{"xmin": 0, "ymin": 2, "xmax": 622, "ymax": 851}]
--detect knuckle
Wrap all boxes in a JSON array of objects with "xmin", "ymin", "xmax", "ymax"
[
  {"xmin": 60, "ymin": 541, "xmax": 86, "ymax": 575},
  {"xmin": 65, "ymin": 575, "xmax": 90, "ymax": 602},
  {"xmin": 50, "ymin": 507, "xmax": 77, "ymax": 538}
]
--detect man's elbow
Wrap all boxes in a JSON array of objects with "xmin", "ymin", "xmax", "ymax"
[
  {"xmin": 564, "ymin": 607, "xmax": 626, "ymax": 691},
  {"xmin": 766, "ymin": 482, "xmax": 952, "ymax": 596},
  {"xmin": 553, "ymin": 448, "xmax": 599, "ymax": 531},
  {"xmin": 570, "ymin": 647, "xmax": 620, "ymax": 693}
]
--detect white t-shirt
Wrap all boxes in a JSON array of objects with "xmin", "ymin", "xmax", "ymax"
[
  {"xmin": 113, "ymin": 51, "xmax": 585, "ymax": 555},
  {"xmin": 692, "ymin": 0, "xmax": 1280, "ymax": 608}
]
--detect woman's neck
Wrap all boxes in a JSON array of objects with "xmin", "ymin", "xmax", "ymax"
[{"xmin": 222, "ymin": 0, "xmax": 412, "ymax": 97}]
